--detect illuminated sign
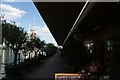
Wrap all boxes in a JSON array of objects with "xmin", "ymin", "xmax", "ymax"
[{"xmin": 55, "ymin": 73, "xmax": 87, "ymax": 80}]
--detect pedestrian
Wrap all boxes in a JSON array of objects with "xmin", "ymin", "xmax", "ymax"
[{"xmin": 89, "ymin": 60, "xmax": 100, "ymax": 80}]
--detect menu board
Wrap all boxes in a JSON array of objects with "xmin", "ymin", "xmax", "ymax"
[{"xmin": 55, "ymin": 73, "xmax": 87, "ymax": 80}]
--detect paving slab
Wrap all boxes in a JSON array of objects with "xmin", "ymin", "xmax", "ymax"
[{"xmin": 23, "ymin": 53, "xmax": 74, "ymax": 78}]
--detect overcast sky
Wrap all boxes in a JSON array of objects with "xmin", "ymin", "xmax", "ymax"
[{"xmin": 1, "ymin": 0, "xmax": 58, "ymax": 46}]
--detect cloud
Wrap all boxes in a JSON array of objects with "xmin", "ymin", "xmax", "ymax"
[
  {"xmin": 33, "ymin": 25, "xmax": 51, "ymax": 36},
  {"xmin": 16, "ymin": 22, "xmax": 22, "ymax": 27},
  {"xmin": 1, "ymin": 3, "xmax": 26, "ymax": 21},
  {"xmin": 2, "ymin": 0, "xmax": 16, "ymax": 2},
  {"xmin": 2, "ymin": 0, "xmax": 32, "ymax": 2},
  {"xmin": 32, "ymin": 25, "xmax": 58, "ymax": 46}
]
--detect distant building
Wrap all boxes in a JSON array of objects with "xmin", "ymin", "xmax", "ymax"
[{"xmin": 30, "ymin": 30, "xmax": 36, "ymax": 39}]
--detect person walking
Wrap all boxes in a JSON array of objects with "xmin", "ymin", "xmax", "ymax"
[{"xmin": 89, "ymin": 61, "xmax": 100, "ymax": 80}]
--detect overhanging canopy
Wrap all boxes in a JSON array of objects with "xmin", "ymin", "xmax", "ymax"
[
  {"xmin": 33, "ymin": 2, "xmax": 85, "ymax": 45},
  {"xmin": 33, "ymin": 2, "xmax": 120, "ymax": 45}
]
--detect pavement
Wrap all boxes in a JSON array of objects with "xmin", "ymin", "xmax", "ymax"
[{"xmin": 23, "ymin": 53, "xmax": 74, "ymax": 78}]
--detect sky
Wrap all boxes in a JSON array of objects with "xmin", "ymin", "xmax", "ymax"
[{"xmin": 1, "ymin": 0, "xmax": 58, "ymax": 46}]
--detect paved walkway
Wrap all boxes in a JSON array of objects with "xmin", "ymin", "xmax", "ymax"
[{"xmin": 23, "ymin": 53, "xmax": 74, "ymax": 78}]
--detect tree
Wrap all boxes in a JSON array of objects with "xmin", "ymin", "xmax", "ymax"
[
  {"xmin": 25, "ymin": 36, "xmax": 46, "ymax": 60},
  {"xmin": 40, "ymin": 40, "xmax": 46, "ymax": 55},
  {"xmin": 45, "ymin": 43, "xmax": 58, "ymax": 56},
  {"xmin": 25, "ymin": 40, "xmax": 34, "ymax": 59},
  {"xmin": 30, "ymin": 37, "xmax": 42, "ymax": 59},
  {"xmin": 2, "ymin": 21, "xmax": 27, "ymax": 65}
]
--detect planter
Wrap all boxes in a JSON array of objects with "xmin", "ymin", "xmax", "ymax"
[{"xmin": 5, "ymin": 65, "xmax": 21, "ymax": 78}]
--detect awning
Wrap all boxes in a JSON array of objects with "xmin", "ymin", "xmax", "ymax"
[
  {"xmin": 33, "ymin": 2, "xmax": 85, "ymax": 45},
  {"xmin": 33, "ymin": 2, "xmax": 120, "ymax": 45}
]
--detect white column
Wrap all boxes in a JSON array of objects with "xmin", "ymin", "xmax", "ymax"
[
  {"xmin": 0, "ymin": 49, "xmax": 2, "ymax": 70},
  {"xmin": 0, "ymin": 48, "xmax": 6, "ymax": 79}
]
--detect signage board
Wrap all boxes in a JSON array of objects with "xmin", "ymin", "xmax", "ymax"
[{"xmin": 55, "ymin": 73, "xmax": 87, "ymax": 80}]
